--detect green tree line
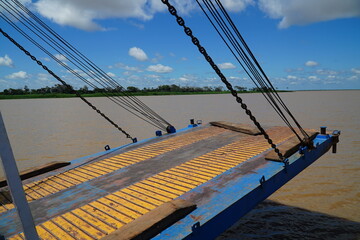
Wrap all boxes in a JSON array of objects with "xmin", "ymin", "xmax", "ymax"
[{"xmin": 1, "ymin": 84, "xmax": 258, "ymax": 95}]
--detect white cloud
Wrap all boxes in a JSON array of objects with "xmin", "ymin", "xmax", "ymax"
[
  {"xmin": 218, "ymin": 62, "xmax": 236, "ymax": 69},
  {"xmin": 34, "ymin": 0, "xmax": 154, "ymax": 31},
  {"xmin": 316, "ymin": 69, "xmax": 338, "ymax": 75},
  {"xmin": 146, "ymin": 74, "xmax": 160, "ymax": 79},
  {"xmin": 176, "ymin": 74, "xmax": 199, "ymax": 83},
  {"xmin": 37, "ymin": 73, "xmax": 50, "ymax": 81},
  {"xmin": 6, "ymin": 71, "xmax": 29, "ymax": 79},
  {"xmin": 124, "ymin": 66, "xmax": 142, "ymax": 72},
  {"xmin": 32, "ymin": 0, "xmax": 197, "ymax": 31},
  {"xmin": 305, "ymin": 60, "xmax": 318, "ymax": 67},
  {"xmin": 109, "ymin": 62, "xmax": 143, "ymax": 72},
  {"xmin": 222, "ymin": 0, "xmax": 255, "ymax": 12},
  {"xmin": 229, "ymin": 76, "xmax": 241, "ymax": 80},
  {"xmin": 287, "ymin": 75, "xmax": 297, "ymax": 79},
  {"xmin": 324, "ymin": 80, "xmax": 341, "ymax": 85},
  {"xmin": 151, "ymin": 53, "xmax": 164, "ymax": 63},
  {"xmin": 0, "ymin": 55, "xmax": 13, "ymax": 67},
  {"xmin": 179, "ymin": 77, "xmax": 189, "ymax": 82},
  {"xmin": 12, "ymin": 0, "xmax": 360, "ymax": 32},
  {"xmin": 348, "ymin": 75, "xmax": 359, "ymax": 80},
  {"xmin": 128, "ymin": 20, "xmax": 145, "ymax": 29},
  {"xmin": 258, "ymin": 0, "xmax": 360, "ymax": 28},
  {"xmin": 54, "ymin": 54, "xmax": 67, "ymax": 61},
  {"xmin": 35, "ymin": 73, "xmax": 56, "ymax": 86},
  {"xmin": 308, "ymin": 75, "xmax": 319, "ymax": 81},
  {"xmin": 129, "ymin": 47, "xmax": 148, "ymax": 61},
  {"xmin": 30, "ymin": 0, "xmax": 256, "ymax": 31},
  {"xmin": 351, "ymin": 68, "xmax": 360, "ymax": 74},
  {"xmin": 107, "ymin": 72, "xmax": 116, "ymax": 77},
  {"xmin": 146, "ymin": 64, "xmax": 173, "ymax": 73}
]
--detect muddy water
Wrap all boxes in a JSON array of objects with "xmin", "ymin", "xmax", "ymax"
[{"xmin": 0, "ymin": 90, "xmax": 359, "ymax": 239}]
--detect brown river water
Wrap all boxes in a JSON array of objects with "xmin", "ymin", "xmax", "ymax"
[{"xmin": 0, "ymin": 90, "xmax": 359, "ymax": 239}]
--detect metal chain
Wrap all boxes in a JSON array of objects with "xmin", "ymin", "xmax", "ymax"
[
  {"xmin": 0, "ymin": 28, "xmax": 137, "ymax": 143},
  {"xmin": 161, "ymin": 0, "xmax": 284, "ymax": 160}
]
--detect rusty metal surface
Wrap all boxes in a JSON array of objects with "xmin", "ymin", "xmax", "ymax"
[
  {"xmin": 155, "ymin": 132, "xmax": 335, "ymax": 240},
  {"xmin": 1, "ymin": 124, "xmax": 299, "ymax": 239},
  {"xmin": 0, "ymin": 125, "xmax": 226, "ymax": 214}
]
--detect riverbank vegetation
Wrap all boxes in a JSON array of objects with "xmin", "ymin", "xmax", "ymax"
[{"xmin": 0, "ymin": 84, "xmax": 287, "ymax": 99}]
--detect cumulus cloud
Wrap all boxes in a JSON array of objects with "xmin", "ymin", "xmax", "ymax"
[
  {"xmin": 109, "ymin": 62, "xmax": 143, "ymax": 72},
  {"xmin": 10, "ymin": 0, "xmax": 358, "ymax": 32},
  {"xmin": 0, "ymin": 55, "xmax": 13, "ymax": 67},
  {"xmin": 348, "ymin": 75, "xmax": 359, "ymax": 80},
  {"xmin": 37, "ymin": 73, "xmax": 51, "ymax": 81},
  {"xmin": 177, "ymin": 74, "xmax": 199, "ymax": 83},
  {"xmin": 305, "ymin": 60, "xmax": 318, "ymax": 67},
  {"xmin": 308, "ymin": 75, "xmax": 319, "ymax": 81},
  {"xmin": 34, "ymin": 0, "xmax": 155, "ymax": 31},
  {"xmin": 6, "ymin": 71, "xmax": 29, "ymax": 79},
  {"xmin": 146, "ymin": 64, "xmax": 173, "ymax": 73},
  {"xmin": 30, "ymin": 0, "xmax": 256, "ymax": 31},
  {"xmin": 316, "ymin": 69, "xmax": 338, "ymax": 75},
  {"xmin": 54, "ymin": 54, "xmax": 67, "ymax": 61},
  {"xmin": 222, "ymin": 0, "xmax": 255, "ymax": 12},
  {"xmin": 258, "ymin": 0, "xmax": 360, "ymax": 28},
  {"xmin": 106, "ymin": 72, "xmax": 116, "ymax": 77},
  {"xmin": 32, "ymin": 0, "xmax": 196, "ymax": 31},
  {"xmin": 218, "ymin": 62, "xmax": 236, "ymax": 69},
  {"xmin": 129, "ymin": 47, "xmax": 148, "ymax": 61},
  {"xmin": 351, "ymin": 68, "xmax": 360, "ymax": 74},
  {"xmin": 229, "ymin": 76, "xmax": 241, "ymax": 80}
]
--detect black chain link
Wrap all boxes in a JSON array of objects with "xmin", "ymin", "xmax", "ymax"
[
  {"xmin": 161, "ymin": 0, "xmax": 284, "ymax": 160},
  {"xmin": 0, "ymin": 28, "xmax": 137, "ymax": 143}
]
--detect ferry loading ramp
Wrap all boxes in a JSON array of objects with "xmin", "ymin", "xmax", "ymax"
[{"xmin": 0, "ymin": 122, "xmax": 339, "ymax": 239}]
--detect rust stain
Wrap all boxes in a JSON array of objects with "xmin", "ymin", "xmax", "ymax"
[
  {"xmin": 190, "ymin": 214, "xmax": 204, "ymax": 222},
  {"xmin": 111, "ymin": 176, "xmax": 130, "ymax": 186}
]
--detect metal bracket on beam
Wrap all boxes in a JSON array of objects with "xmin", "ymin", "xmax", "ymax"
[
  {"xmin": 283, "ymin": 159, "xmax": 290, "ymax": 173},
  {"xmin": 259, "ymin": 175, "xmax": 266, "ymax": 188},
  {"xmin": 192, "ymin": 222, "xmax": 201, "ymax": 232}
]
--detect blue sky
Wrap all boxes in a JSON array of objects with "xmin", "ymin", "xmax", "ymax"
[{"xmin": 0, "ymin": 0, "xmax": 360, "ymax": 91}]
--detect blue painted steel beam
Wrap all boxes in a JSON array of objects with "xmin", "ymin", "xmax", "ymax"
[{"xmin": 154, "ymin": 133, "xmax": 335, "ymax": 240}]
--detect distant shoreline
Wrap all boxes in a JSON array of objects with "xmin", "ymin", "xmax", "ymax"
[
  {"xmin": 1, "ymin": 89, "xmax": 358, "ymax": 100},
  {"xmin": 0, "ymin": 90, "xmax": 291, "ymax": 100}
]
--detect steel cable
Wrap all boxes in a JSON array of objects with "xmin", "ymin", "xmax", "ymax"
[
  {"xmin": 197, "ymin": 0, "xmax": 310, "ymax": 142},
  {"xmin": 0, "ymin": 0, "xmax": 172, "ymax": 131}
]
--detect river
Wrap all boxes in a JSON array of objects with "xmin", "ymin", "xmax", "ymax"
[{"xmin": 0, "ymin": 90, "xmax": 359, "ymax": 239}]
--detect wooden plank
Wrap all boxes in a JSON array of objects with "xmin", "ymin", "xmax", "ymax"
[
  {"xmin": 0, "ymin": 161, "xmax": 70, "ymax": 188},
  {"xmin": 102, "ymin": 199, "xmax": 196, "ymax": 240},
  {"xmin": 210, "ymin": 121, "xmax": 261, "ymax": 135},
  {"xmin": 265, "ymin": 131, "xmax": 318, "ymax": 162}
]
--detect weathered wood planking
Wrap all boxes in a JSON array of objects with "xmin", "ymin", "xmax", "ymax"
[
  {"xmin": 0, "ymin": 161, "xmax": 70, "ymax": 188},
  {"xmin": 210, "ymin": 121, "xmax": 261, "ymax": 135},
  {"xmin": 102, "ymin": 199, "xmax": 196, "ymax": 240},
  {"xmin": 265, "ymin": 131, "xmax": 318, "ymax": 162}
]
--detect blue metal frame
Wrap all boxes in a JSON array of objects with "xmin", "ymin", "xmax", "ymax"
[{"xmin": 154, "ymin": 132, "xmax": 336, "ymax": 240}]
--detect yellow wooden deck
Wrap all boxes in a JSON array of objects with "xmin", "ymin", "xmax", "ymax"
[{"xmin": 1, "ymin": 124, "xmax": 295, "ymax": 240}]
